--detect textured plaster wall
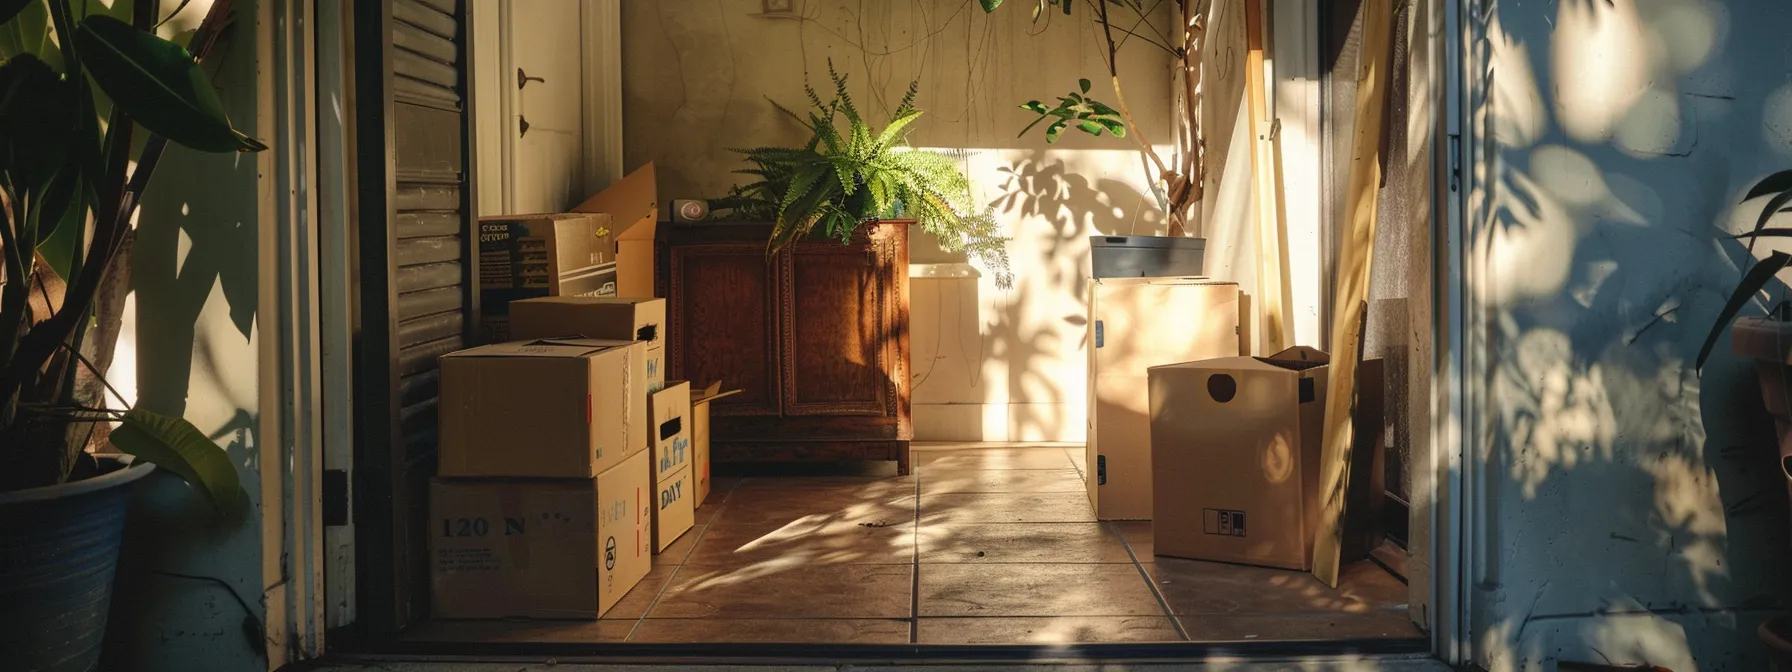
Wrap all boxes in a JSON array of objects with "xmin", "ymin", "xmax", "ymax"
[
  {"xmin": 96, "ymin": 1, "xmax": 269, "ymax": 668},
  {"xmin": 1465, "ymin": 0, "xmax": 1792, "ymax": 668},
  {"xmin": 622, "ymin": 0, "xmax": 1214, "ymax": 441}
]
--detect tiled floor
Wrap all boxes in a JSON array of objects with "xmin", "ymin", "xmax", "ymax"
[{"xmin": 407, "ymin": 443, "xmax": 1421, "ymax": 646}]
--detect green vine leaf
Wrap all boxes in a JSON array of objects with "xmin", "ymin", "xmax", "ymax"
[{"xmin": 978, "ymin": 0, "xmax": 1004, "ymax": 11}]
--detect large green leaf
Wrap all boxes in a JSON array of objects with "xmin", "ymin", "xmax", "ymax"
[
  {"xmin": 1698, "ymin": 251, "xmax": 1792, "ymax": 373},
  {"xmin": 0, "ymin": 52, "xmax": 78, "ymax": 190},
  {"xmin": 111, "ymin": 408, "xmax": 247, "ymax": 516},
  {"xmin": 74, "ymin": 14, "xmax": 266, "ymax": 153},
  {"xmin": 0, "ymin": 0, "xmax": 32, "ymax": 27}
]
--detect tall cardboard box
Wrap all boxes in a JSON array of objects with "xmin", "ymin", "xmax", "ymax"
[
  {"xmin": 573, "ymin": 163, "xmax": 659, "ymax": 298},
  {"xmin": 649, "ymin": 382, "xmax": 694, "ymax": 551},
  {"xmin": 1086, "ymin": 278, "xmax": 1240, "ymax": 520},
  {"xmin": 687, "ymin": 381, "xmax": 742, "ymax": 507},
  {"xmin": 509, "ymin": 297, "xmax": 667, "ymax": 393},
  {"xmin": 478, "ymin": 213, "xmax": 618, "ymax": 341},
  {"xmin": 429, "ymin": 450, "xmax": 652, "ymax": 619},
  {"xmin": 1146, "ymin": 347, "xmax": 1385, "ymax": 570},
  {"xmin": 438, "ymin": 339, "xmax": 647, "ymax": 478}
]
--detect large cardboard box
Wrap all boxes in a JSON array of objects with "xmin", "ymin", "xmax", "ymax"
[
  {"xmin": 573, "ymin": 163, "xmax": 659, "ymax": 298},
  {"xmin": 649, "ymin": 383, "xmax": 693, "ymax": 550},
  {"xmin": 478, "ymin": 213, "xmax": 618, "ymax": 342},
  {"xmin": 429, "ymin": 450, "xmax": 652, "ymax": 619},
  {"xmin": 687, "ymin": 381, "xmax": 742, "ymax": 507},
  {"xmin": 1086, "ymin": 278, "xmax": 1240, "ymax": 520},
  {"xmin": 438, "ymin": 339, "xmax": 647, "ymax": 478},
  {"xmin": 510, "ymin": 297, "xmax": 667, "ymax": 393},
  {"xmin": 1146, "ymin": 347, "xmax": 1385, "ymax": 570}
]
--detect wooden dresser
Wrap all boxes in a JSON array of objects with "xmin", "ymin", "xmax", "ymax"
[{"xmin": 656, "ymin": 221, "xmax": 913, "ymax": 474}]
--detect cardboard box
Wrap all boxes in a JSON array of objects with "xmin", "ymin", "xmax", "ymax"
[
  {"xmin": 573, "ymin": 163, "xmax": 659, "ymax": 298},
  {"xmin": 649, "ymin": 382, "xmax": 692, "ymax": 481},
  {"xmin": 653, "ymin": 466, "xmax": 694, "ymax": 553},
  {"xmin": 510, "ymin": 297, "xmax": 667, "ymax": 393},
  {"xmin": 648, "ymin": 382, "xmax": 693, "ymax": 551},
  {"xmin": 1086, "ymin": 278, "xmax": 1240, "ymax": 520},
  {"xmin": 478, "ymin": 213, "xmax": 618, "ymax": 342},
  {"xmin": 429, "ymin": 450, "xmax": 652, "ymax": 619},
  {"xmin": 687, "ymin": 381, "xmax": 742, "ymax": 507},
  {"xmin": 1146, "ymin": 347, "xmax": 1385, "ymax": 570},
  {"xmin": 438, "ymin": 338, "xmax": 647, "ymax": 478}
]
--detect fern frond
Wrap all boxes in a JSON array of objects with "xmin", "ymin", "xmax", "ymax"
[{"xmin": 894, "ymin": 79, "xmax": 921, "ymax": 117}]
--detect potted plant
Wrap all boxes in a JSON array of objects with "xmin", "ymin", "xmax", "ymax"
[
  {"xmin": 1, "ymin": 1, "xmax": 258, "ymax": 668},
  {"xmin": 985, "ymin": 0, "xmax": 1213, "ymax": 277},
  {"xmin": 709, "ymin": 62, "xmax": 1013, "ymax": 288},
  {"xmin": 1695, "ymin": 170, "xmax": 1792, "ymax": 668}
]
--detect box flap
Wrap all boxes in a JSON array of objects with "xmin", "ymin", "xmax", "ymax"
[
  {"xmin": 573, "ymin": 162, "xmax": 658, "ymax": 240},
  {"xmin": 1264, "ymin": 345, "xmax": 1329, "ymax": 365},
  {"xmin": 444, "ymin": 338, "xmax": 634, "ymax": 359},
  {"xmin": 687, "ymin": 380, "xmax": 743, "ymax": 406}
]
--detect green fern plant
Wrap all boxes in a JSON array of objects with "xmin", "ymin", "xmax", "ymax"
[{"xmin": 711, "ymin": 63, "xmax": 1013, "ymax": 288}]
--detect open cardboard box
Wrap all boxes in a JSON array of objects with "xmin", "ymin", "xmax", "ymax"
[
  {"xmin": 476, "ymin": 213, "xmax": 616, "ymax": 342},
  {"xmin": 573, "ymin": 163, "xmax": 660, "ymax": 299},
  {"xmin": 687, "ymin": 381, "xmax": 742, "ymax": 507}
]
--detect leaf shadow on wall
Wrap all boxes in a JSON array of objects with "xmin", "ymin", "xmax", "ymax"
[
  {"xmin": 99, "ymin": 139, "xmax": 264, "ymax": 669},
  {"xmin": 1460, "ymin": 0, "xmax": 1792, "ymax": 668}
]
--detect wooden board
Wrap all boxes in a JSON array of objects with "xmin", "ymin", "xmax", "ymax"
[
  {"xmin": 1244, "ymin": 0, "xmax": 1290, "ymax": 354},
  {"xmin": 1312, "ymin": 0, "xmax": 1395, "ymax": 588}
]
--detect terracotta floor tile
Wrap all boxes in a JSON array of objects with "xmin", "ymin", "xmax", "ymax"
[
  {"xmin": 720, "ymin": 488, "xmax": 917, "ymax": 524},
  {"xmin": 1114, "ymin": 521, "xmax": 1154, "ymax": 558},
  {"xmin": 693, "ymin": 501, "xmax": 727, "ymax": 527},
  {"xmin": 915, "ymin": 616, "xmax": 1182, "ymax": 644},
  {"xmin": 602, "ymin": 566, "xmax": 676, "ymax": 620},
  {"xmin": 917, "ymin": 563, "xmax": 1162, "ymax": 617},
  {"xmin": 403, "ymin": 618, "xmax": 633, "ymax": 643},
  {"xmin": 734, "ymin": 474, "xmax": 917, "ymax": 491},
  {"xmin": 629, "ymin": 618, "xmax": 912, "ymax": 643},
  {"xmin": 1178, "ymin": 610, "xmax": 1422, "ymax": 641},
  {"xmin": 918, "ymin": 493, "xmax": 1095, "ymax": 525},
  {"xmin": 688, "ymin": 517, "xmax": 915, "ymax": 566},
  {"xmin": 1144, "ymin": 559, "xmax": 1404, "ymax": 616},
  {"xmin": 648, "ymin": 564, "xmax": 914, "ymax": 619},
  {"xmin": 655, "ymin": 525, "xmax": 701, "ymax": 566},
  {"xmin": 918, "ymin": 447, "xmax": 1076, "ymax": 471},
  {"xmin": 917, "ymin": 523, "xmax": 1130, "ymax": 564},
  {"xmin": 919, "ymin": 468, "xmax": 1084, "ymax": 495}
]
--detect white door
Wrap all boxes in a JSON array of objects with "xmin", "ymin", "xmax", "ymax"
[
  {"xmin": 509, "ymin": 0, "xmax": 586, "ymax": 212},
  {"xmin": 470, "ymin": 0, "xmax": 591, "ymax": 215}
]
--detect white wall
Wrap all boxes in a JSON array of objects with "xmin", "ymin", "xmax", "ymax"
[
  {"xmin": 1463, "ymin": 0, "xmax": 1791, "ymax": 668},
  {"xmin": 97, "ymin": 2, "xmax": 270, "ymax": 669},
  {"xmin": 623, "ymin": 0, "xmax": 1189, "ymax": 441}
]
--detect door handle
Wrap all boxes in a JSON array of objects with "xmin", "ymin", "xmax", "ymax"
[{"xmin": 517, "ymin": 67, "xmax": 545, "ymax": 90}]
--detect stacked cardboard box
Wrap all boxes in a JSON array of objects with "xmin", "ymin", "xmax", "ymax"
[
  {"xmin": 1085, "ymin": 278, "xmax": 1241, "ymax": 520},
  {"xmin": 477, "ymin": 163, "xmax": 663, "ymax": 342},
  {"xmin": 500, "ymin": 297, "xmax": 735, "ymax": 548},
  {"xmin": 510, "ymin": 297, "xmax": 667, "ymax": 393},
  {"xmin": 429, "ymin": 338, "xmax": 652, "ymax": 619}
]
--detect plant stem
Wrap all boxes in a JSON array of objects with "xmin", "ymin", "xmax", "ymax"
[{"xmin": 1097, "ymin": 0, "xmax": 1174, "ymax": 204}]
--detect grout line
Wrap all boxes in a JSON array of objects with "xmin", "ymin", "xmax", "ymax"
[
  {"xmin": 1110, "ymin": 520, "xmax": 1190, "ymax": 642},
  {"xmin": 620, "ymin": 476, "xmax": 748, "ymax": 642},
  {"xmin": 910, "ymin": 463, "xmax": 922, "ymax": 643}
]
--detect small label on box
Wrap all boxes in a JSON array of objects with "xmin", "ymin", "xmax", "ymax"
[
  {"xmin": 1204, "ymin": 508, "xmax": 1247, "ymax": 537},
  {"xmin": 1096, "ymin": 454, "xmax": 1106, "ymax": 485},
  {"xmin": 1094, "ymin": 320, "xmax": 1105, "ymax": 348}
]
